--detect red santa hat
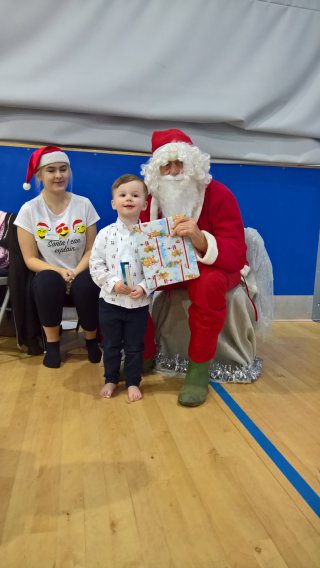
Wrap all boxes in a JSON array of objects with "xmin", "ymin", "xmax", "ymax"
[
  {"xmin": 37, "ymin": 222, "xmax": 50, "ymax": 229},
  {"xmin": 56, "ymin": 223, "xmax": 68, "ymax": 234},
  {"xmin": 151, "ymin": 129, "xmax": 193, "ymax": 153},
  {"xmin": 73, "ymin": 219, "xmax": 82, "ymax": 230},
  {"xmin": 23, "ymin": 145, "xmax": 70, "ymax": 190}
]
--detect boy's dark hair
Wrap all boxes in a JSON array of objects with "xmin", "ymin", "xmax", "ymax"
[{"xmin": 111, "ymin": 174, "xmax": 148, "ymax": 199}]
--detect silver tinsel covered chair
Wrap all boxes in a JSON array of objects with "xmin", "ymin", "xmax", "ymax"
[{"xmin": 151, "ymin": 228, "xmax": 273, "ymax": 383}]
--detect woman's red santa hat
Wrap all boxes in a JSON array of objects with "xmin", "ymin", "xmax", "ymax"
[{"xmin": 23, "ymin": 145, "xmax": 70, "ymax": 190}]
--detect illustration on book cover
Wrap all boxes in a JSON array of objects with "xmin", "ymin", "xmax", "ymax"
[{"xmin": 133, "ymin": 216, "xmax": 200, "ymax": 291}]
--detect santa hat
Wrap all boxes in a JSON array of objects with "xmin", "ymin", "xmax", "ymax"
[
  {"xmin": 151, "ymin": 129, "xmax": 193, "ymax": 153},
  {"xmin": 148, "ymin": 128, "xmax": 198, "ymax": 176},
  {"xmin": 56, "ymin": 223, "xmax": 68, "ymax": 234},
  {"xmin": 73, "ymin": 219, "xmax": 82, "ymax": 230},
  {"xmin": 56, "ymin": 223, "xmax": 68, "ymax": 235},
  {"xmin": 37, "ymin": 222, "xmax": 50, "ymax": 229},
  {"xmin": 23, "ymin": 145, "xmax": 70, "ymax": 190}
]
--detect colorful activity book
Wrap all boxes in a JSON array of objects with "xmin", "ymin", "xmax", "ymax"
[{"xmin": 133, "ymin": 216, "xmax": 200, "ymax": 291}]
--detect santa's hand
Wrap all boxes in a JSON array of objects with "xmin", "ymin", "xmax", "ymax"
[
  {"xmin": 114, "ymin": 280, "xmax": 132, "ymax": 295},
  {"xmin": 171, "ymin": 217, "xmax": 207, "ymax": 254},
  {"xmin": 129, "ymin": 285, "xmax": 145, "ymax": 299}
]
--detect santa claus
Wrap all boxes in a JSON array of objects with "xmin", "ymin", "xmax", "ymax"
[{"xmin": 140, "ymin": 128, "xmax": 248, "ymax": 407}]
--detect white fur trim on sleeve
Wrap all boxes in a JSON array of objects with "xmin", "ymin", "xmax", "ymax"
[
  {"xmin": 150, "ymin": 197, "xmax": 159, "ymax": 221},
  {"xmin": 240, "ymin": 264, "xmax": 250, "ymax": 278},
  {"xmin": 196, "ymin": 231, "xmax": 218, "ymax": 265}
]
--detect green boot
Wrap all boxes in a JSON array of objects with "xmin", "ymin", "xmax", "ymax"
[{"xmin": 178, "ymin": 360, "xmax": 211, "ymax": 407}]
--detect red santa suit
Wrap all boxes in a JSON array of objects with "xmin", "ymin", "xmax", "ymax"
[{"xmin": 140, "ymin": 177, "xmax": 247, "ymax": 363}]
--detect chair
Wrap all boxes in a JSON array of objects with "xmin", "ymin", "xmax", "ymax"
[
  {"xmin": 151, "ymin": 227, "xmax": 273, "ymax": 383},
  {"xmin": 0, "ymin": 269, "xmax": 10, "ymax": 328},
  {"xmin": 62, "ymin": 305, "xmax": 80, "ymax": 331}
]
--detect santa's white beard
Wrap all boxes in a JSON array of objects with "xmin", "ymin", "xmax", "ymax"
[{"xmin": 154, "ymin": 175, "xmax": 199, "ymax": 218}]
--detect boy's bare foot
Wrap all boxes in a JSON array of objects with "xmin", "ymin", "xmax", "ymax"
[
  {"xmin": 128, "ymin": 385, "xmax": 142, "ymax": 402},
  {"xmin": 100, "ymin": 382, "xmax": 117, "ymax": 398}
]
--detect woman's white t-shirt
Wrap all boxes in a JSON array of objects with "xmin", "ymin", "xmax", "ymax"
[{"xmin": 14, "ymin": 193, "xmax": 100, "ymax": 270}]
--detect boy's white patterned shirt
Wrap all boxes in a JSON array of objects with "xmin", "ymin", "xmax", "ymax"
[{"xmin": 89, "ymin": 217, "xmax": 151, "ymax": 309}]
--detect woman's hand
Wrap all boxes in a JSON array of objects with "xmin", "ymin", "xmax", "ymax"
[
  {"xmin": 59, "ymin": 268, "xmax": 75, "ymax": 283},
  {"xmin": 114, "ymin": 281, "xmax": 132, "ymax": 295}
]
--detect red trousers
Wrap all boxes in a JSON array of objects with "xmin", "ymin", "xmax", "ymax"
[{"xmin": 144, "ymin": 265, "xmax": 240, "ymax": 363}]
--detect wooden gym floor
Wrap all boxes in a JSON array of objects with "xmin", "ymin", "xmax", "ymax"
[{"xmin": 0, "ymin": 321, "xmax": 319, "ymax": 568}]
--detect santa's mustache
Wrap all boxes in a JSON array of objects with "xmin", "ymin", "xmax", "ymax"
[
  {"xmin": 154, "ymin": 175, "xmax": 199, "ymax": 218},
  {"xmin": 158, "ymin": 174, "xmax": 185, "ymax": 181}
]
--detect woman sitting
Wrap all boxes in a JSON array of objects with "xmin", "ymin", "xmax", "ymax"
[{"xmin": 14, "ymin": 145, "xmax": 101, "ymax": 368}]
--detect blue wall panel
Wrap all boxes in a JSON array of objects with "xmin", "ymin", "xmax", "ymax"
[
  {"xmin": 213, "ymin": 164, "xmax": 319, "ymax": 295},
  {"xmin": 1, "ymin": 145, "xmax": 319, "ymax": 295}
]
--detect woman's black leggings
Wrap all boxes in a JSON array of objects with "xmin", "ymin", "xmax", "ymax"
[{"xmin": 31, "ymin": 269, "xmax": 100, "ymax": 331}]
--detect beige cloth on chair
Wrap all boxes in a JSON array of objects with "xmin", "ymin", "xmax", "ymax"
[
  {"xmin": 152, "ymin": 284, "xmax": 256, "ymax": 368},
  {"xmin": 152, "ymin": 283, "xmax": 263, "ymax": 382}
]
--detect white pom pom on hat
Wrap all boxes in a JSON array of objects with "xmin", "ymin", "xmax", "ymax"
[{"xmin": 23, "ymin": 145, "xmax": 70, "ymax": 190}]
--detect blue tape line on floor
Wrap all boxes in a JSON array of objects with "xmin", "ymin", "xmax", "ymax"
[{"xmin": 210, "ymin": 381, "xmax": 320, "ymax": 517}]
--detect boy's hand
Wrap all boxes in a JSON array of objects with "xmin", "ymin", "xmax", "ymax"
[
  {"xmin": 114, "ymin": 281, "xmax": 132, "ymax": 295},
  {"xmin": 130, "ymin": 285, "xmax": 145, "ymax": 299}
]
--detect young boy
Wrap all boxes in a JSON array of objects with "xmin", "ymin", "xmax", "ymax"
[{"xmin": 89, "ymin": 174, "xmax": 150, "ymax": 402}]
